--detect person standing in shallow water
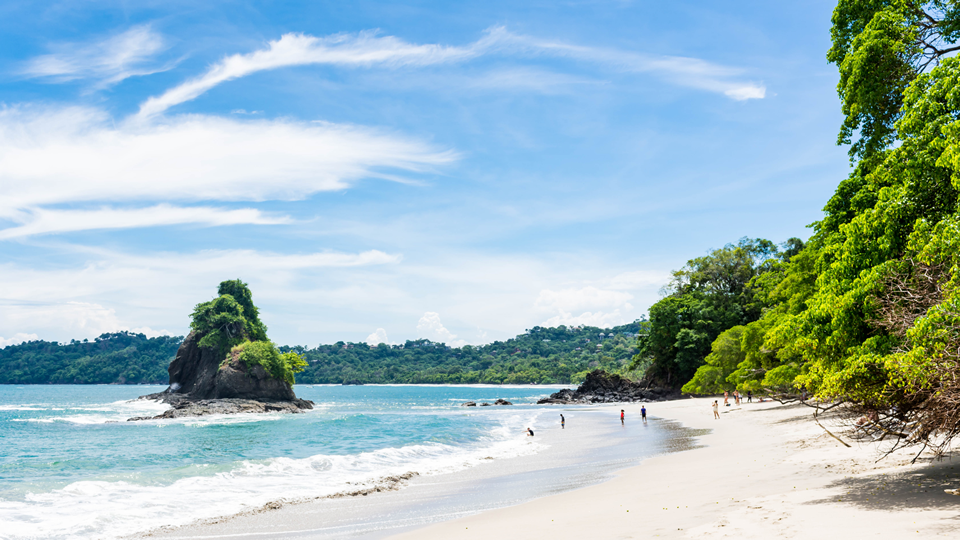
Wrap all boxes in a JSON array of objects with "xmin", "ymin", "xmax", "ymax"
[
  {"xmin": 620, "ymin": 409, "xmax": 625, "ymax": 425},
  {"xmin": 712, "ymin": 400, "xmax": 720, "ymax": 419},
  {"xmin": 641, "ymin": 405, "xmax": 647, "ymax": 423},
  {"xmin": 560, "ymin": 414, "xmax": 565, "ymax": 429}
]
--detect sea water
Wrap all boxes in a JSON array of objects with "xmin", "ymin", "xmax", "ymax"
[{"xmin": 0, "ymin": 385, "xmax": 687, "ymax": 540}]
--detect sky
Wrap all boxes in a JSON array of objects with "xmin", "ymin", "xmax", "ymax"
[{"xmin": 0, "ymin": 0, "xmax": 851, "ymax": 348}]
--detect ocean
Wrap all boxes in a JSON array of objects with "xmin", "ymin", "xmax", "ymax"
[{"xmin": 0, "ymin": 385, "xmax": 696, "ymax": 540}]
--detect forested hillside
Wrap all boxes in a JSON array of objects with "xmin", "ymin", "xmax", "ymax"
[
  {"xmin": 0, "ymin": 322, "xmax": 646, "ymax": 385},
  {"xmin": 0, "ymin": 333, "xmax": 183, "ymax": 384}
]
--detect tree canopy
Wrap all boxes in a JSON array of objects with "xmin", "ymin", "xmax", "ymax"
[
  {"xmin": 190, "ymin": 280, "xmax": 303, "ymax": 385},
  {"xmin": 631, "ymin": 237, "xmax": 798, "ymax": 386},
  {"xmin": 668, "ymin": 0, "xmax": 960, "ymax": 455}
]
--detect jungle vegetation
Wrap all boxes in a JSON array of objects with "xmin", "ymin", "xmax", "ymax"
[
  {"xmin": 0, "ymin": 322, "xmax": 645, "ymax": 385},
  {"xmin": 661, "ymin": 0, "xmax": 960, "ymax": 453}
]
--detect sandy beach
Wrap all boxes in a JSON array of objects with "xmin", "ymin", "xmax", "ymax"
[
  {"xmin": 391, "ymin": 397, "xmax": 960, "ymax": 539},
  {"xmin": 145, "ymin": 397, "xmax": 960, "ymax": 539}
]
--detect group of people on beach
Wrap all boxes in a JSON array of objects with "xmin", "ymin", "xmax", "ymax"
[
  {"xmin": 526, "ymin": 405, "xmax": 649, "ymax": 436},
  {"xmin": 712, "ymin": 389, "xmax": 766, "ymax": 418},
  {"xmin": 619, "ymin": 406, "xmax": 647, "ymax": 424}
]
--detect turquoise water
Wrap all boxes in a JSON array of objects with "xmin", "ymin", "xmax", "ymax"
[{"xmin": 0, "ymin": 385, "xmax": 562, "ymax": 540}]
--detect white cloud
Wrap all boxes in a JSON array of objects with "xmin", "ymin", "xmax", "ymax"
[
  {"xmin": 21, "ymin": 25, "xmax": 171, "ymax": 88},
  {"xmin": 416, "ymin": 312, "xmax": 467, "ymax": 347},
  {"xmin": 2, "ymin": 301, "xmax": 126, "ymax": 339},
  {"xmin": 136, "ymin": 26, "xmax": 764, "ymax": 119},
  {"xmin": 535, "ymin": 286, "xmax": 634, "ymax": 314},
  {"xmin": 0, "ymin": 301, "xmax": 178, "ymax": 342},
  {"xmin": 0, "ymin": 332, "xmax": 40, "ymax": 348},
  {"xmin": 605, "ymin": 270, "xmax": 671, "ymax": 290},
  {"xmin": 535, "ymin": 286, "xmax": 636, "ymax": 329},
  {"xmin": 365, "ymin": 328, "xmax": 391, "ymax": 346},
  {"xmin": 0, "ymin": 105, "xmax": 456, "ymax": 213},
  {"xmin": 0, "ymin": 205, "xmax": 291, "ymax": 239},
  {"xmin": 541, "ymin": 309, "xmax": 628, "ymax": 329},
  {"xmin": 129, "ymin": 327, "xmax": 176, "ymax": 338},
  {"xmin": 0, "ymin": 247, "xmax": 401, "ymax": 342},
  {"xmin": 136, "ymin": 30, "xmax": 492, "ymax": 119}
]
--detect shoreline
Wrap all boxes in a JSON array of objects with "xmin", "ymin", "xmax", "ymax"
[
  {"xmin": 139, "ymin": 403, "xmax": 700, "ymax": 539},
  {"xmin": 390, "ymin": 397, "xmax": 960, "ymax": 539},
  {"xmin": 137, "ymin": 396, "xmax": 960, "ymax": 539}
]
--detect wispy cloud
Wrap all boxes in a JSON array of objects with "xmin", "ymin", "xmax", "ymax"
[
  {"xmin": 496, "ymin": 31, "xmax": 766, "ymax": 100},
  {"xmin": 0, "ymin": 105, "xmax": 456, "ymax": 215},
  {"xmin": 136, "ymin": 30, "xmax": 492, "ymax": 119},
  {"xmin": 0, "ymin": 205, "xmax": 291, "ymax": 240},
  {"xmin": 20, "ymin": 25, "xmax": 172, "ymax": 88},
  {"xmin": 136, "ymin": 26, "xmax": 765, "ymax": 119}
]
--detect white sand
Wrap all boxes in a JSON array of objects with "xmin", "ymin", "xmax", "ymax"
[{"xmin": 389, "ymin": 397, "xmax": 960, "ymax": 539}]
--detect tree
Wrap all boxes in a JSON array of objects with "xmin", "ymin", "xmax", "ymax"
[
  {"xmin": 733, "ymin": 2, "xmax": 960, "ymax": 454},
  {"xmin": 632, "ymin": 238, "xmax": 789, "ymax": 386},
  {"xmin": 190, "ymin": 294, "xmax": 247, "ymax": 354},
  {"xmin": 828, "ymin": 0, "xmax": 960, "ymax": 160},
  {"xmin": 682, "ymin": 326, "xmax": 746, "ymax": 394}
]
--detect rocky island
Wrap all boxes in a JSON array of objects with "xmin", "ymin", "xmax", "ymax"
[
  {"xmin": 130, "ymin": 280, "xmax": 313, "ymax": 420},
  {"xmin": 537, "ymin": 370, "xmax": 680, "ymax": 404}
]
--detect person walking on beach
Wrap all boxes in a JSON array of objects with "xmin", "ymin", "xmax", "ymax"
[
  {"xmin": 712, "ymin": 400, "xmax": 719, "ymax": 419},
  {"xmin": 620, "ymin": 409, "xmax": 625, "ymax": 425},
  {"xmin": 734, "ymin": 390, "xmax": 740, "ymax": 405},
  {"xmin": 641, "ymin": 406, "xmax": 647, "ymax": 423},
  {"xmin": 747, "ymin": 391, "xmax": 752, "ymax": 403},
  {"xmin": 560, "ymin": 414, "xmax": 565, "ymax": 429},
  {"xmin": 723, "ymin": 391, "xmax": 729, "ymax": 406}
]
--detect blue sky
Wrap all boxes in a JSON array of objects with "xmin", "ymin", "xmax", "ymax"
[{"xmin": 0, "ymin": 0, "xmax": 849, "ymax": 348}]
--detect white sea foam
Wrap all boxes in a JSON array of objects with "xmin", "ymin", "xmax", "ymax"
[
  {"xmin": 8, "ymin": 399, "xmax": 172, "ymax": 425},
  {"xmin": 0, "ymin": 410, "xmax": 544, "ymax": 540}
]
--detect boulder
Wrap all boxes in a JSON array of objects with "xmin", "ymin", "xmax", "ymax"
[
  {"xmin": 493, "ymin": 399, "xmax": 513, "ymax": 405},
  {"xmin": 536, "ymin": 370, "xmax": 680, "ymax": 404},
  {"xmin": 462, "ymin": 401, "xmax": 477, "ymax": 407}
]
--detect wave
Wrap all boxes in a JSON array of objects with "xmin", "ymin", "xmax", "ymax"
[{"xmin": 0, "ymin": 410, "xmax": 544, "ymax": 540}]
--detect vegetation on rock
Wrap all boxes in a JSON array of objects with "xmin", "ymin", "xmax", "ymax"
[{"xmin": 191, "ymin": 279, "xmax": 304, "ymax": 385}]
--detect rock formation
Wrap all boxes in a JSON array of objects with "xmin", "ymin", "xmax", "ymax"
[
  {"xmin": 461, "ymin": 399, "xmax": 513, "ymax": 407},
  {"xmin": 133, "ymin": 331, "xmax": 312, "ymax": 420},
  {"xmin": 537, "ymin": 370, "xmax": 680, "ymax": 404}
]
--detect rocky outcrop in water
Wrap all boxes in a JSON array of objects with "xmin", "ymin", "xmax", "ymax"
[
  {"xmin": 461, "ymin": 398, "xmax": 513, "ymax": 407},
  {"xmin": 537, "ymin": 370, "xmax": 681, "ymax": 404},
  {"xmin": 133, "ymin": 331, "xmax": 312, "ymax": 420}
]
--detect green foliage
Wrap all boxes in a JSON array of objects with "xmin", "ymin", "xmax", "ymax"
[
  {"xmin": 232, "ymin": 340, "xmax": 306, "ymax": 385},
  {"xmin": 632, "ymin": 237, "xmax": 796, "ymax": 386},
  {"xmin": 190, "ymin": 294, "xmax": 247, "ymax": 354},
  {"xmin": 827, "ymin": 1, "xmax": 960, "ymax": 160},
  {"xmin": 0, "ymin": 332, "xmax": 182, "ymax": 384},
  {"xmin": 1, "ymin": 324, "xmax": 643, "ymax": 386},
  {"xmin": 291, "ymin": 323, "xmax": 645, "ymax": 384},
  {"xmin": 682, "ymin": 326, "xmax": 746, "ymax": 394},
  {"xmin": 217, "ymin": 279, "xmax": 268, "ymax": 342}
]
